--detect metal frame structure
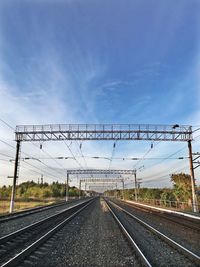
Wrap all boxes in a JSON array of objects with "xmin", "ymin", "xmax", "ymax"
[
  {"xmin": 81, "ymin": 178, "xmax": 124, "ymax": 197},
  {"xmin": 67, "ymin": 169, "xmax": 135, "ymax": 175},
  {"xmin": 88, "ymin": 185, "xmax": 115, "ymax": 193},
  {"xmin": 89, "ymin": 185, "xmax": 115, "ymax": 189},
  {"xmin": 16, "ymin": 124, "xmax": 192, "ymax": 142},
  {"xmin": 80, "ymin": 178, "xmax": 124, "ymax": 183},
  {"xmin": 193, "ymin": 153, "xmax": 200, "ymax": 170},
  {"xmin": 9, "ymin": 123, "xmax": 198, "ymax": 213},
  {"xmin": 80, "ymin": 178, "xmax": 124, "ymax": 192},
  {"xmin": 66, "ymin": 169, "xmax": 133, "ymax": 200},
  {"xmin": 65, "ymin": 169, "xmax": 131, "ymax": 200}
]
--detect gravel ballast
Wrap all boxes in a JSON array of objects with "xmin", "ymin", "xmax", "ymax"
[
  {"xmin": 108, "ymin": 200, "xmax": 199, "ymax": 267},
  {"xmin": 0, "ymin": 199, "xmax": 87, "ymax": 237},
  {"xmin": 111, "ymin": 198, "xmax": 200, "ymax": 256},
  {"xmin": 20, "ymin": 198, "xmax": 142, "ymax": 267}
]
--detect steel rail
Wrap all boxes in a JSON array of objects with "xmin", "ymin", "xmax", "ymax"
[
  {"xmin": 0, "ymin": 198, "xmax": 88, "ymax": 223},
  {"xmin": 0, "ymin": 199, "xmax": 91, "ymax": 245},
  {"xmin": 120, "ymin": 200, "xmax": 200, "ymax": 231},
  {"xmin": 0, "ymin": 200, "xmax": 72, "ymax": 223},
  {"xmin": 104, "ymin": 199, "xmax": 152, "ymax": 267},
  {"xmin": 108, "ymin": 199, "xmax": 200, "ymax": 265},
  {"xmin": 0, "ymin": 199, "xmax": 93, "ymax": 267}
]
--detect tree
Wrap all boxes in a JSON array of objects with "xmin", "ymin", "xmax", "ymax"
[
  {"xmin": 0, "ymin": 185, "xmax": 11, "ymax": 198},
  {"xmin": 0, "ymin": 181, "xmax": 80, "ymax": 200},
  {"xmin": 160, "ymin": 189, "xmax": 176, "ymax": 205},
  {"xmin": 139, "ymin": 188, "xmax": 162, "ymax": 200},
  {"xmin": 171, "ymin": 173, "xmax": 192, "ymax": 203}
]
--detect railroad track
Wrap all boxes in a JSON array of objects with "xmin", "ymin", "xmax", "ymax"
[
  {"xmin": 0, "ymin": 198, "xmax": 83, "ymax": 223},
  {"xmin": 118, "ymin": 199, "xmax": 200, "ymax": 231},
  {"xmin": 105, "ymin": 199, "xmax": 200, "ymax": 267},
  {"xmin": 0, "ymin": 198, "xmax": 93, "ymax": 267}
]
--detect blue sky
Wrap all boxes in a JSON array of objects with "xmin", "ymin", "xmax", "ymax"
[{"xmin": 0, "ymin": 0, "xmax": 200, "ymax": 189}]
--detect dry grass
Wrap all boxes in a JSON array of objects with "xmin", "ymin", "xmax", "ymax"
[{"xmin": 0, "ymin": 199, "xmax": 56, "ymax": 215}]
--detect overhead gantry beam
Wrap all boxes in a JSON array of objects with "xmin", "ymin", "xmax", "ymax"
[
  {"xmin": 88, "ymin": 185, "xmax": 115, "ymax": 191},
  {"xmin": 80, "ymin": 178, "xmax": 123, "ymax": 183},
  {"xmin": 80, "ymin": 177, "xmax": 125, "ymax": 197},
  {"xmin": 15, "ymin": 124, "xmax": 192, "ymax": 142},
  {"xmin": 67, "ymin": 169, "xmax": 135, "ymax": 175},
  {"xmin": 88, "ymin": 185, "xmax": 115, "ymax": 193},
  {"xmin": 10, "ymin": 123, "xmax": 198, "ymax": 213}
]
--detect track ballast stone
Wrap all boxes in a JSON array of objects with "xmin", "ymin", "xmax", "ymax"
[{"xmin": 20, "ymin": 198, "xmax": 142, "ymax": 267}]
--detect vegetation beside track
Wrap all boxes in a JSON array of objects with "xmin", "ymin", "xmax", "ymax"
[
  {"xmin": 105, "ymin": 173, "xmax": 200, "ymax": 211},
  {"xmin": 0, "ymin": 199, "xmax": 56, "ymax": 214},
  {"xmin": 0, "ymin": 181, "xmax": 83, "ymax": 214}
]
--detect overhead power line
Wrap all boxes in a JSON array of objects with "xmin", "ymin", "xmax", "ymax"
[
  {"xmin": 0, "ymin": 118, "xmax": 67, "ymax": 177},
  {"xmin": 132, "ymin": 141, "xmax": 161, "ymax": 169},
  {"xmin": 63, "ymin": 140, "xmax": 84, "ymax": 169},
  {"xmin": 75, "ymin": 140, "xmax": 88, "ymax": 168},
  {"xmin": 108, "ymin": 141, "xmax": 117, "ymax": 169}
]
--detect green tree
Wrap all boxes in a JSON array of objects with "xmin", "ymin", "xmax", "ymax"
[
  {"xmin": 0, "ymin": 185, "xmax": 11, "ymax": 198},
  {"xmin": 139, "ymin": 188, "xmax": 162, "ymax": 200},
  {"xmin": 160, "ymin": 189, "xmax": 176, "ymax": 205},
  {"xmin": 171, "ymin": 173, "xmax": 192, "ymax": 203}
]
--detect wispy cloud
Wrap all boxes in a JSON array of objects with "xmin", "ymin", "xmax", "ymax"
[{"xmin": 0, "ymin": 0, "xmax": 200, "ymax": 189}]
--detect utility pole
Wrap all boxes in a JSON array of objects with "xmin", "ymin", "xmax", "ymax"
[
  {"xmin": 115, "ymin": 183, "xmax": 117, "ymax": 198},
  {"xmin": 122, "ymin": 179, "xmax": 125, "ymax": 200},
  {"xmin": 134, "ymin": 171, "xmax": 138, "ymax": 201},
  {"xmin": 188, "ymin": 140, "xmax": 198, "ymax": 212},
  {"xmin": 137, "ymin": 179, "xmax": 142, "ymax": 199},
  {"xmin": 9, "ymin": 140, "xmax": 21, "ymax": 213},
  {"xmin": 41, "ymin": 174, "xmax": 43, "ymax": 184},
  {"xmin": 79, "ymin": 180, "xmax": 81, "ymax": 199},
  {"xmin": 65, "ymin": 172, "xmax": 69, "ymax": 202},
  {"xmin": 84, "ymin": 183, "xmax": 87, "ymax": 197}
]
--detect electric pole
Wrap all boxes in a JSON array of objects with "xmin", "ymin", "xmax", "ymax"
[
  {"xmin": 41, "ymin": 174, "xmax": 43, "ymax": 184},
  {"xmin": 65, "ymin": 172, "xmax": 69, "ymax": 202},
  {"xmin": 134, "ymin": 171, "xmax": 138, "ymax": 201},
  {"xmin": 188, "ymin": 140, "xmax": 198, "ymax": 212},
  {"xmin": 122, "ymin": 179, "xmax": 125, "ymax": 200},
  {"xmin": 79, "ymin": 180, "xmax": 81, "ymax": 199},
  {"xmin": 9, "ymin": 140, "xmax": 21, "ymax": 213}
]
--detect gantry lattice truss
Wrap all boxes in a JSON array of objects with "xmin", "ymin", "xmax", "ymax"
[
  {"xmin": 88, "ymin": 185, "xmax": 115, "ymax": 193},
  {"xmin": 88, "ymin": 185, "xmax": 115, "ymax": 191},
  {"xmin": 67, "ymin": 169, "xmax": 135, "ymax": 175},
  {"xmin": 89, "ymin": 185, "xmax": 114, "ymax": 189},
  {"xmin": 15, "ymin": 124, "xmax": 192, "ymax": 142},
  {"xmin": 80, "ymin": 178, "xmax": 123, "ymax": 183}
]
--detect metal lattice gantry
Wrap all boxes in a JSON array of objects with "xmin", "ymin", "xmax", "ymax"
[
  {"xmin": 80, "ymin": 178, "xmax": 124, "ymax": 183},
  {"xmin": 82, "ymin": 179, "xmax": 123, "ymax": 191},
  {"xmin": 67, "ymin": 170, "xmax": 130, "ymax": 198},
  {"xmin": 15, "ymin": 124, "xmax": 192, "ymax": 142},
  {"xmin": 9, "ymin": 123, "xmax": 198, "ymax": 213},
  {"xmin": 88, "ymin": 185, "xmax": 116, "ymax": 193},
  {"xmin": 88, "ymin": 185, "xmax": 115, "ymax": 193},
  {"xmin": 67, "ymin": 169, "xmax": 136, "ymax": 175},
  {"xmin": 80, "ymin": 177, "xmax": 124, "ymax": 196},
  {"xmin": 89, "ymin": 185, "xmax": 115, "ymax": 190}
]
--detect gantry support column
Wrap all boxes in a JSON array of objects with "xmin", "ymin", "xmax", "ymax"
[
  {"xmin": 122, "ymin": 180, "xmax": 125, "ymax": 200},
  {"xmin": 84, "ymin": 183, "xmax": 87, "ymax": 197},
  {"xmin": 65, "ymin": 172, "xmax": 69, "ymax": 202},
  {"xmin": 79, "ymin": 180, "xmax": 81, "ymax": 199},
  {"xmin": 188, "ymin": 140, "xmax": 198, "ymax": 212},
  {"xmin": 134, "ymin": 171, "xmax": 138, "ymax": 201},
  {"xmin": 9, "ymin": 140, "xmax": 21, "ymax": 213}
]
